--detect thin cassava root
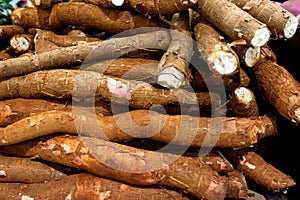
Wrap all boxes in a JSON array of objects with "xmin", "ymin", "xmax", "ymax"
[
  {"xmin": 0, "ymin": 30, "xmax": 170, "ymax": 80},
  {"xmin": 157, "ymin": 11, "xmax": 193, "ymax": 89}
]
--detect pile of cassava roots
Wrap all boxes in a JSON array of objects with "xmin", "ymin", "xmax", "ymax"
[{"xmin": 0, "ymin": 0, "xmax": 300, "ymax": 199}]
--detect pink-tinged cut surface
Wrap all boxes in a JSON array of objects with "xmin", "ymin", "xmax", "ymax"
[{"xmin": 275, "ymin": 0, "xmax": 300, "ymax": 27}]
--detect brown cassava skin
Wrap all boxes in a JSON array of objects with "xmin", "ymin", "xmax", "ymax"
[
  {"xmin": 0, "ymin": 155, "xmax": 66, "ymax": 183},
  {"xmin": 0, "ymin": 98, "xmax": 113, "ymax": 127},
  {"xmin": 32, "ymin": 0, "xmax": 126, "ymax": 9},
  {"xmin": 0, "ymin": 25, "xmax": 24, "ymax": 38},
  {"xmin": 236, "ymin": 151, "xmax": 295, "ymax": 191},
  {"xmin": 32, "ymin": 0, "xmax": 198, "ymax": 15},
  {"xmin": 0, "ymin": 69, "xmax": 221, "ymax": 110},
  {"xmin": 251, "ymin": 46, "xmax": 300, "ymax": 124},
  {"xmin": 0, "ymin": 173, "xmax": 191, "ymax": 200},
  {"xmin": 0, "ymin": 109, "xmax": 277, "ymax": 147},
  {"xmin": 0, "ymin": 135, "xmax": 228, "ymax": 199},
  {"xmin": 0, "ymin": 50, "xmax": 12, "ymax": 61},
  {"xmin": 34, "ymin": 36, "xmax": 60, "ymax": 53},
  {"xmin": 157, "ymin": 11, "xmax": 193, "ymax": 88},
  {"xmin": 226, "ymin": 170, "xmax": 248, "ymax": 199},
  {"xmin": 12, "ymin": 3, "xmax": 168, "ymax": 33},
  {"xmin": 230, "ymin": 0, "xmax": 297, "ymax": 38},
  {"xmin": 201, "ymin": 151, "xmax": 234, "ymax": 173},
  {"xmin": 0, "ymin": 30, "xmax": 170, "ymax": 80},
  {"xmin": 121, "ymin": 139, "xmax": 235, "ymax": 172},
  {"xmin": 127, "ymin": 0, "xmax": 198, "ymax": 15},
  {"xmin": 35, "ymin": 29, "xmax": 101, "ymax": 47},
  {"xmin": 193, "ymin": 17, "xmax": 240, "ymax": 76},
  {"xmin": 85, "ymin": 58, "xmax": 159, "ymax": 82},
  {"xmin": 195, "ymin": 0, "xmax": 269, "ymax": 47}
]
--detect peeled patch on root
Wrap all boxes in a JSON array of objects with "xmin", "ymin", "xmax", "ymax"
[
  {"xmin": 99, "ymin": 191, "xmax": 111, "ymax": 200},
  {"xmin": 21, "ymin": 196, "xmax": 35, "ymax": 200},
  {"xmin": 0, "ymin": 170, "xmax": 6, "ymax": 177},
  {"xmin": 239, "ymin": 156, "xmax": 256, "ymax": 170},
  {"xmin": 107, "ymin": 77, "xmax": 131, "ymax": 99}
]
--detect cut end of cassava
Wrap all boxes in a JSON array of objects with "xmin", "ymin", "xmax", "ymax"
[
  {"xmin": 234, "ymin": 87, "xmax": 254, "ymax": 105},
  {"xmin": 112, "ymin": 0, "xmax": 124, "ymax": 6},
  {"xmin": 292, "ymin": 107, "xmax": 300, "ymax": 124},
  {"xmin": 251, "ymin": 27, "xmax": 270, "ymax": 47},
  {"xmin": 33, "ymin": 0, "xmax": 41, "ymax": 6},
  {"xmin": 10, "ymin": 36, "xmax": 30, "ymax": 53},
  {"xmin": 284, "ymin": 16, "xmax": 298, "ymax": 38},
  {"xmin": 209, "ymin": 50, "xmax": 239, "ymax": 75},
  {"xmin": 245, "ymin": 46, "xmax": 260, "ymax": 67},
  {"xmin": 157, "ymin": 67, "xmax": 185, "ymax": 89}
]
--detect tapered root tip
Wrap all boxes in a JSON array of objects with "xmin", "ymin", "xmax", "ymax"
[
  {"xmin": 284, "ymin": 16, "xmax": 298, "ymax": 38},
  {"xmin": 157, "ymin": 67, "xmax": 185, "ymax": 89},
  {"xmin": 209, "ymin": 51, "xmax": 239, "ymax": 75},
  {"xmin": 244, "ymin": 47, "xmax": 260, "ymax": 67},
  {"xmin": 251, "ymin": 28, "xmax": 270, "ymax": 47}
]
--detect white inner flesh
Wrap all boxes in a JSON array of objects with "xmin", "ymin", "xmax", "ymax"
[
  {"xmin": 251, "ymin": 27, "xmax": 270, "ymax": 47},
  {"xmin": 210, "ymin": 51, "xmax": 238, "ymax": 75},
  {"xmin": 293, "ymin": 107, "xmax": 300, "ymax": 123},
  {"xmin": 15, "ymin": 37, "xmax": 30, "ymax": 51},
  {"xmin": 157, "ymin": 67, "xmax": 185, "ymax": 89},
  {"xmin": 245, "ymin": 46, "xmax": 260, "ymax": 67},
  {"xmin": 234, "ymin": 87, "xmax": 253, "ymax": 104},
  {"xmin": 112, "ymin": 0, "xmax": 124, "ymax": 6},
  {"xmin": 284, "ymin": 16, "xmax": 298, "ymax": 38}
]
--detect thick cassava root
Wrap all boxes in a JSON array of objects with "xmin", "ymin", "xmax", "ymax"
[
  {"xmin": 250, "ymin": 46, "xmax": 300, "ymax": 124},
  {"xmin": 0, "ymin": 135, "xmax": 228, "ymax": 199},
  {"xmin": 223, "ymin": 149, "xmax": 296, "ymax": 191},
  {"xmin": 229, "ymin": 0, "xmax": 299, "ymax": 39},
  {"xmin": 0, "ymin": 173, "xmax": 191, "ymax": 200},
  {"xmin": 195, "ymin": 0, "xmax": 270, "ymax": 47},
  {"xmin": 12, "ymin": 2, "xmax": 168, "ymax": 33},
  {"xmin": 0, "ymin": 155, "xmax": 66, "ymax": 183},
  {"xmin": 0, "ymin": 109, "xmax": 277, "ymax": 147},
  {"xmin": 0, "ymin": 69, "xmax": 221, "ymax": 110},
  {"xmin": 0, "ymin": 25, "xmax": 25, "ymax": 38},
  {"xmin": 32, "ymin": 0, "xmax": 198, "ymax": 15}
]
